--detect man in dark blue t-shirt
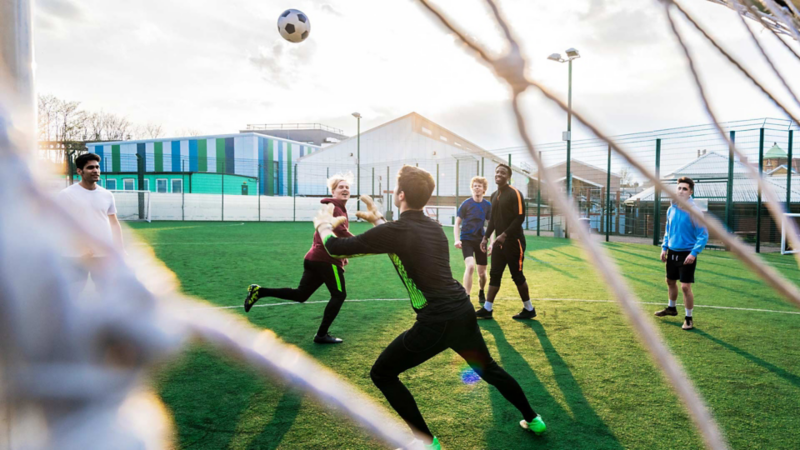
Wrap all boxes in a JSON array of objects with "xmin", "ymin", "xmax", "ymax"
[{"xmin": 454, "ymin": 176, "xmax": 492, "ymax": 305}]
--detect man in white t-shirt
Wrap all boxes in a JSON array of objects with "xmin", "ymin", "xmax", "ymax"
[{"xmin": 57, "ymin": 153, "xmax": 123, "ymax": 292}]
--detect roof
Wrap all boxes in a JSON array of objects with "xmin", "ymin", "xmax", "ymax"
[
  {"xmin": 624, "ymin": 176, "xmax": 800, "ymax": 204},
  {"xmin": 765, "ymin": 142, "xmax": 787, "ymax": 159},
  {"xmin": 665, "ymin": 151, "xmax": 751, "ymax": 179},
  {"xmin": 767, "ymin": 165, "xmax": 797, "ymax": 175},
  {"xmin": 85, "ymin": 132, "xmax": 319, "ymax": 148},
  {"xmin": 296, "ymin": 112, "xmax": 531, "ymax": 174}
]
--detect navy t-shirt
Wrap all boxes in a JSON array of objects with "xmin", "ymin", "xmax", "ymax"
[{"xmin": 458, "ymin": 198, "xmax": 491, "ymax": 241}]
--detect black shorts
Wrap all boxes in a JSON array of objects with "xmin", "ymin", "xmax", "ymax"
[
  {"xmin": 665, "ymin": 250, "xmax": 696, "ymax": 284},
  {"xmin": 461, "ymin": 239, "xmax": 488, "ymax": 266},
  {"xmin": 489, "ymin": 236, "xmax": 526, "ymax": 287}
]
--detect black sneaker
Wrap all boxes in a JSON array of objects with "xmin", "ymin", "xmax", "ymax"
[
  {"xmin": 314, "ymin": 333, "xmax": 343, "ymax": 344},
  {"xmin": 682, "ymin": 316, "xmax": 694, "ymax": 330},
  {"xmin": 513, "ymin": 307, "xmax": 537, "ymax": 320},
  {"xmin": 244, "ymin": 284, "xmax": 260, "ymax": 313},
  {"xmin": 476, "ymin": 307, "xmax": 494, "ymax": 320},
  {"xmin": 654, "ymin": 306, "xmax": 678, "ymax": 317},
  {"xmin": 478, "ymin": 290, "xmax": 486, "ymax": 305}
]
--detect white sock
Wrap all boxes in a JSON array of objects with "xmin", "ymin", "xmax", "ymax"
[
  {"xmin": 685, "ymin": 308, "xmax": 693, "ymax": 317},
  {"xmin": 523, "ymin": 300, "xmax": 533, "ymax": 311},
  {"xmin": 668, "ymin": 299, "xmax": 676, "ymax": 308},
  {"xmin": 484, "ymin": 301, "xmax": 493, "ymax": 311}
]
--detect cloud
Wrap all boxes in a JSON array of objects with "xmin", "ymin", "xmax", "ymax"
[
  {"xmin": 248, "ymin": 39, "xmax": 317, "ymax": 87},
  {"xmin": 37, "ymin": 0, "xmax": 86, "ymax": 20},
  {"xmin": 320, "ymin": 4, "xmax": 342, "ymax": 17}
]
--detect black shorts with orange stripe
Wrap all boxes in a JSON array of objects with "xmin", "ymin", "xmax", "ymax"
[{"xmin": 488, "ymin": 235, "xmax": 526, "ymax": 287}]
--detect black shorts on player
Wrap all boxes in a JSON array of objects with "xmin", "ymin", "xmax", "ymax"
[
  {"xmin": 461, "ymin": 239, "xmax": 488, "ymax": 266},
  {"xmin": 665, "ymin": 250, "xmax": 696, "ymax": 284},
  {"xmin": 489, "ymin": 235, "xmax": 526, "ymax": 287}
]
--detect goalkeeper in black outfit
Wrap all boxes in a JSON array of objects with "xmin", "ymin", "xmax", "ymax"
[
  {"xmin": 314, "ymin": 165, "xmax": 546, "ymax": 450},
  {"xmin": 476, "ymin": 163, "xmax": 537, "ymax": 320}
]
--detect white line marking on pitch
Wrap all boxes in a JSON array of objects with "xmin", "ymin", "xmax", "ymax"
[{"xmin": 188, "ymin": 297, "xmax": 800, "ymax": 315}]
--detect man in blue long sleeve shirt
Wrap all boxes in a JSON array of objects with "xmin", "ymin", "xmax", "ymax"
[{"xmin": 654, "ymin": 177, "xmax": 709, "ymax": 330}]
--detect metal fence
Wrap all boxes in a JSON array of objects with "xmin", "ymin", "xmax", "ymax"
[{"xmin": 57, "ymin": 118, "xmax": 799, "ymax": 252}]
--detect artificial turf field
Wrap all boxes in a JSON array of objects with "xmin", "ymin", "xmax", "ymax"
[{"xmin": 128, "ymin": 221, "xmax": 800, "ymax": 450}]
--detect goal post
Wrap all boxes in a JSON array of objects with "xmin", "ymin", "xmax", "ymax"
[
  {"xmin": 424, "ymin": 205, "xmax": 458, "ymax": 226},
  {"xmin": 781, "ymin": 213, "xmax": 800, "ymax": 255},
  {"xmin": 109, "ymin": 190, "xmax": 152, "ymax": 222}
]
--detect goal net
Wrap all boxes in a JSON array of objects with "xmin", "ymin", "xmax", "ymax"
[
  {"xmin": 109, "ymin": 190, "xmax": 152, "ymax": 222},
  {"xmin": 424, "ymin": 205, "xmax": 457, "ymax": 226},
  {"xmin": 782, "ymin": 214, "xmax": 800, "ymax": 255}
]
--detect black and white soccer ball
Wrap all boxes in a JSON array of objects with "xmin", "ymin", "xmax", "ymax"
[{"xmin": 277, "ymin": 9, "xmax": 310, "ymax": 43}]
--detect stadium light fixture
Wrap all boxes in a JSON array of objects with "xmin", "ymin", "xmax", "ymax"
[
  {"xmin": 352, "ymin": 113, "xmax": 361, "ymax": 211},
  {"xmin": 548, "ymin": 47, "xmax": 581, "ymax": 237}
]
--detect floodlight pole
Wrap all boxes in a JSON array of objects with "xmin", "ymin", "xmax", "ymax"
[{"xmin": 353, "ymin": 112, "xmax": 361, "ymax": 211}]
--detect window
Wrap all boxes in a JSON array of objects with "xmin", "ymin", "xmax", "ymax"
[
  {"xmin": 106, "ymin": 179, "xmax": 117, "ymax": 190},
  {"xmin": 123, "ymin": 179, "xmax": 135, "ymax": 191},
  {"xmin": 156, "ymin": 179, "xmax": 168, "ymax": 193},
  {"xmin": 144, "ymin": 179, "xmax": 150, "ymax": 191},
  {"xmin": 172, "ymin": 179, "xmax": 183, "ymax": 194}
]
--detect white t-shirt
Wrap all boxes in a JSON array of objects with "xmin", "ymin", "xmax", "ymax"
[{"xmin": 57, "ymin": 183, "xmax": 117, "ymax": 257}]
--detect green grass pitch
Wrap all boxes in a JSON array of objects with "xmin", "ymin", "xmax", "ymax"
[{"xmin": 128, "ymin": 221, "xmax": 800, "ymax": 450}]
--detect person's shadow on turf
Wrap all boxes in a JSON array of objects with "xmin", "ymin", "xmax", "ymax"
[
  {"xmin": 480, "ymin": 321, "xmax": 623, "ymax": 449},
  {"xmin": 663, "ymin": 322, "xmax": 800, "ymax": 389}
]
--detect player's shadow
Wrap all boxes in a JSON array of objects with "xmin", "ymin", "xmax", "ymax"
[
  {"xmin": 244, "ymin": 390, "xmax": 304, "ymax": 450},
  {"xmin": 663, "ymin": 322, "xmax": 800, "ymax": 389},
  {"xmin": 479, "ymin": 321, "xmax": 623, "ymax": 449},
  {"xmin": 547, "ymin": 248, "xmax": 585, "ymax": 262},
  {"xmin": 525, "ymin": 255, "xmax": 578, "ymax": 280}
]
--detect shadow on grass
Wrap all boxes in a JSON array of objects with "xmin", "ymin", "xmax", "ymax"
[
  {"xmin": 664, "ymin": 322, "xmax": 800, "ymax": 389},
  {"xmin": 244, "ymin": 390, "xmax": 304, "ymax": 450},
  {"xmin": 480, "ymin": 321, "xmax": 623, "ymax": 449},
  {"xmin": 525, "ymin": 255, "xmax": 578, "ymax": 279}
]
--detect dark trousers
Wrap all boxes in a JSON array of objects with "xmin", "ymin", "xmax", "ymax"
[
  {"xmin": 489, "ymin": 236, "xmax": 527, "ymax": 287},
  {"xmin": 370, "ymin": 311, "xmax": 536, "ymax": 438},
  {"xmin": 257, "ymin": 259, "xmax": 347, "ymax": 336}
]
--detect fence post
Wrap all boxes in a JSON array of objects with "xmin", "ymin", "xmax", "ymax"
[
  {"xmin": 293, "ymin": 164, "xmax": 298, "ymax": 222},
  {"xmin": 222, "ymin": 169, "xmax": 225, "ymax": 221},
  {"xmin": 653, "ymin": 139, "xmax": 661, "ymax": 246},
  {"xmin": 258, "ymin": 164, "xmax": 261, "ymax": 222},
  {"xmin": 182, "ymin": 160, "xmax": 185, "ymax": 221},
  {"xmin": 756, "ymin": 128, "xmax": 764, "ymax": 253},
  {"xmin": 455, "ymin": 160, "xmax": 460, "ymax": 210},
  {"xmin": 481, "ymin": 157, "xmax": 484, "ymax": 177},
  {"xmin": 372, "ymin": 166, "xmax": 375, "ymax": 197},
  {"xmin": 136, "ymin": 154, "xmax": 145, "ymax": 220},
  {"xmin": 726, "ymin": 131, "xmax": 735, "ymax": 230},
  {"xmin": 537, "ymin": 151, "xmax": 541, "ymax": 236},
  {"xmin": 606, "ymin": 144, "xmax": 611, "ymax": 242},
  {"xmin": 436, "ymin": 163, "xmax": 440, "ymax": 222},
  {"xmin": 787, "ymin": 130, "xmax": 793, "ymax": 208},
  {"xmin": 387, "ymin": 166, "xmax": 391, "ymax": 220}
]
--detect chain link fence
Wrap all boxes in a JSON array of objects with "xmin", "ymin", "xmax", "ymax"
[{"xmin": 55, "ymin": 118, "xmax": 799, "ymax": 252}]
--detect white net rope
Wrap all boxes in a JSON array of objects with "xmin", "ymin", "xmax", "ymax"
[{"xmin": 2, "ymin": 1, "xmax": 800, "ymax": 450}]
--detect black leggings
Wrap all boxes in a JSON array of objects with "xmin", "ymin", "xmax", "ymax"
[
  {"xmin": 370, "ymin": 311, "xmax": 536, "ymax": 438},
  {"xmin": 257, "ymin": 259, "xmax": 347, "ymax": 336}
]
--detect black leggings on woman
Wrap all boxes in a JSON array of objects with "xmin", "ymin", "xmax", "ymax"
[
  {"xmin": 256, "ymin": 259, "xmax": 346, "ymax": 336},
  {"xmin": 370, "ymin": 309, "xmax": 536, "ymax": 439}
]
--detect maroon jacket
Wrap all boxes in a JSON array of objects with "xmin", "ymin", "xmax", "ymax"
[{"xmin": 305, "ymin": 198, "xmax": 353, "ymax": 268}]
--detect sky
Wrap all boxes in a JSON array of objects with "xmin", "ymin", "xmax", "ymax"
[{"xmin": 33, "ymin": 0, "xmax": 800, "ymax": 154}]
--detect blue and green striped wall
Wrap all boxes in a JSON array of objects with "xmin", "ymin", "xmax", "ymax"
[{"xmin": 87, "ymin": 133, "xmax": 318, "ymax": 196}]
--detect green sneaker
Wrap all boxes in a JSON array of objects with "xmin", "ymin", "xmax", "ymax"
[
  {"xmin": 395, "ymin": 436, "xmax": 441, "ymax": 450},
  {"xmin": 244, "ymin": 284, "xmax": 260, "ymax": 313},
  {"xmin": 520, "ymin": 415, "xmax": 546, "ymax": 435}
]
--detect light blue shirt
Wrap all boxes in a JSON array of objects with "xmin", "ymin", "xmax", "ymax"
[{"xmin": 661, "ymin": 198, "xmax": 709, "ymax": 257}]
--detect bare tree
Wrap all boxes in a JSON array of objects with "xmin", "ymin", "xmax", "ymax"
[
  {"xmin": 144, "ymin": 122, "xmax": 164, "ymax": 139},
  {"xmin": 177, "ymin": 128, "xmax": 202, "ymax": 137},
  {"xmin": 618, "ymin": 167, "xmax": 633, "ymax": 187}
]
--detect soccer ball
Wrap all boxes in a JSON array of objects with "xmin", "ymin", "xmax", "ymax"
[{"xmin": 277, "ymin": 9, "xmax": 310, "ymax": 43}]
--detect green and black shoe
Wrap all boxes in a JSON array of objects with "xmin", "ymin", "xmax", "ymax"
[
  {"xmin": 244, "ymin": 284, "xmax": 260, "ymax": 313},
  {"xmin": 520, "ymin": 415, "xmax": 546, "ymax": 435}
]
